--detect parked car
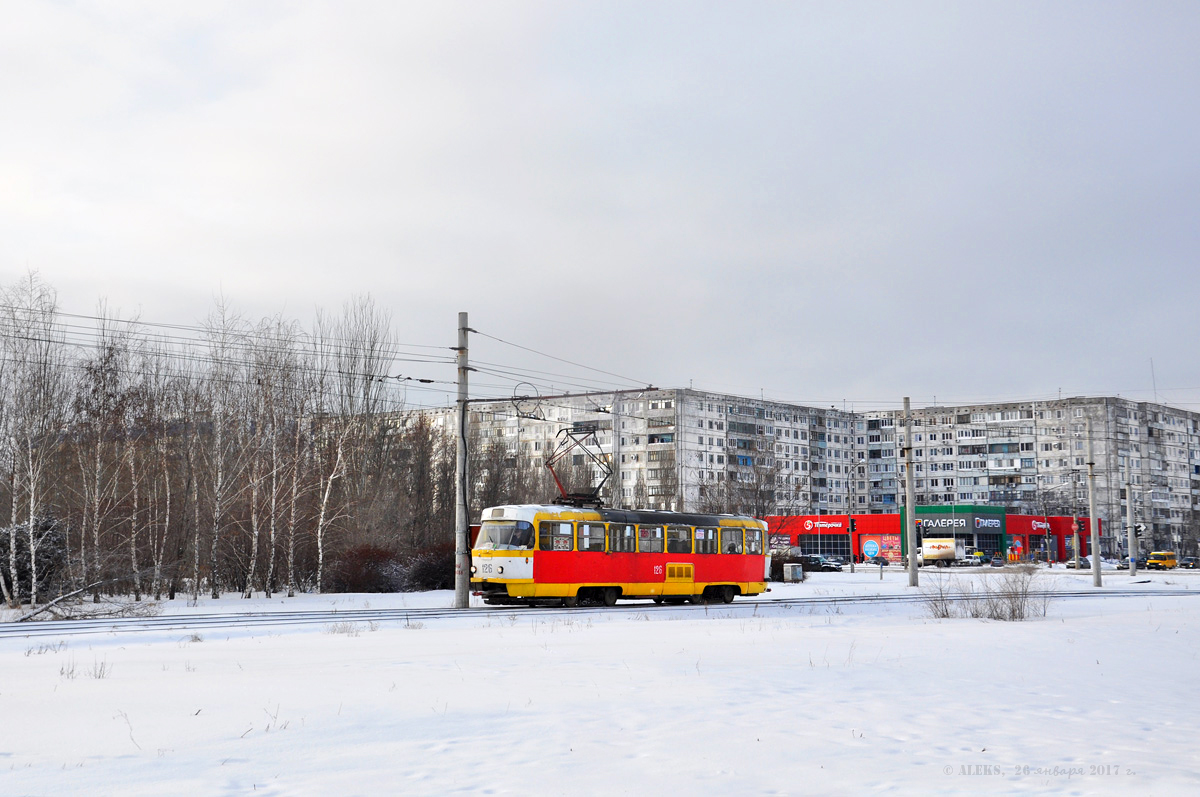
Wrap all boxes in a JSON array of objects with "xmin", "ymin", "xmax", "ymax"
[
  {"xmin": 865, "ymin": 555, "xmax": 891, "ymax": 567},
  {"xmin": 958, "ymin": 553, "xmax": 986, "ymax": 567},
  {"xmin": 1065, "ymin": 557, "xmax": 1092, "ymax": 569},
  {"xmin": 1180, "ymin": 556, "xmax": 1200, "ymax": 569},
  {"xmin": 989, "ymin": 553, "xmax": 1004, "ymax": 567},
  {"xmin": 1117, "ymin": 556, "xmax": 1148, "ymax": 570},
  {"xmin": 805, "ymin": 555, "xmax": 843, "ymax": 572}
]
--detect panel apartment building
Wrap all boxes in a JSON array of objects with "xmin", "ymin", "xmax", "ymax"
[{"xmin": 415, "ymin": 390, "xmax": 1200, "ymax": 556}]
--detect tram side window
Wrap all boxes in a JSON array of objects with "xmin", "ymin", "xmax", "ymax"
[
  {"xmin": 666, "ymin": 526, "xmax": 692, "ymax": 554},
  {"xmin": 579, "ymin": 523, "xmax": 606, "ymax": 552},
  {"xmin": 745, "ymin": 529, "xmax": 763, "ymax": 555},
  {"xmin": 638, "ymin": 525, "xmax": 664, "ymax": 554},
  {"xmin": 695, "ymin": 528, "xmax": 719, "ymax": 554},
  {"xmin": 609, "ymin": 524, "xmax": 636, "ymax": 553},
  {"xmin": 721, "ymin": 528, "xmax": 743, "ymax": 555},
  {"xmin": 539, "ymin": 521, "xmax": 575, "ymax": 552}
]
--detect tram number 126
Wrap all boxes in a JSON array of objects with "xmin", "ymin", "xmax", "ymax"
[{"xmin": 653, "ymin": 565, "xmax": 663, "ymax": 575}]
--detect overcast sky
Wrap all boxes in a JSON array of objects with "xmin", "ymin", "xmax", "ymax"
[{"xmin": 4, "ymin": 2, "xmax": 1198, "ymax": 412}]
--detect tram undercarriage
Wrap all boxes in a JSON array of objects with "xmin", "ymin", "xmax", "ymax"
[{"xmin": 474, "ymin": 580, "xmax": 744, "ymax": 607}]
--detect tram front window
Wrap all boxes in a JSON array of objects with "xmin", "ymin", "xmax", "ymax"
[{"xmin": 476, "ymin": 521, "xmax": 534, "ymax": 550}]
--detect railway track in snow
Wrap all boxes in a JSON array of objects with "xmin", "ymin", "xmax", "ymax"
[{"xmin": 0, "ymin": 587, "xmax": 1196, "ymax": 640}]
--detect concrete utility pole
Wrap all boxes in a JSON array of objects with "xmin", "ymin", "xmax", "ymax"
[
  {"xmin": 611, "ymin": 393, "xmax": 621, "ymax": 508},
  {"xmin": 847, "ymin": 414, "xmax": 855, "ymax": 574},
  {"xmin": 1086, "ymin": 417, "xmax": 1101, "ymax": 588},
  {"xmin": 1126, "ymin": 458, "xmax": 1138, "ymax": 577},
  {"xmin": 904, "ymin": 397, "xmax": 918, "ymax": 587},
  {"xmin": 454, "ymin": 312, "xmax": 471, "ymax": 609}
]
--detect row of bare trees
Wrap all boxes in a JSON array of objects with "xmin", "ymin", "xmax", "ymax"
[{"xmin": 0, "ymin": 274, "xmax": 486, "ymax": 608}]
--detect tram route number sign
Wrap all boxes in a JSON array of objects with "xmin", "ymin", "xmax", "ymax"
[{"xmin": 862, "ymin": 540, "xmax": 880, "ymax": 558}]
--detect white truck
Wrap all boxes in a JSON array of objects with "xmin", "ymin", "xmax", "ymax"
[{"xmin": 917, "ymin": 537, "xmax": 965, "ymax": 567}]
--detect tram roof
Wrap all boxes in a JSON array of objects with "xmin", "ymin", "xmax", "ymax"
[{"xmin": 480, "ymin": 504, "xmax": 763, "ymax": 527}]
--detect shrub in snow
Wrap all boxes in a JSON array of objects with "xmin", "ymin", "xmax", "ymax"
[
  {"xmin": 327, "ymin": 545, "xmax": 407, "ymax": 593},
  {"xmin": 326, "ymin": 542, "xmax": 455, "ymax": 592},
  {"xmin": 921, "ymin": 568, "xmax": 1050, "ymax": 621},
  {"xmin": 401, "ymin": 543, "xmax": 455, "ymax": 592},
  {"xmin": 0, "ymin": 516, "xmax": 68, "ymax": 604}
]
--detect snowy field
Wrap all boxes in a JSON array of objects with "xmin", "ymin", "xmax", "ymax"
[{"xmin": 2, "ymin": 570, "xmax": 1198, "ymax": 796}]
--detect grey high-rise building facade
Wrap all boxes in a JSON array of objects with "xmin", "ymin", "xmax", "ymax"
[{"xmin": 409, "ymin": 391, "xmax": 1200, "ymax": 556}]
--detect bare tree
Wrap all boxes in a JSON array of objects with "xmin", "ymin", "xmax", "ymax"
[
  {"xmin": 470, "ymin": 430, "xmax": 512, "ymax": 514},
  {"xmin": 309, "ymin": 297, "xmax": 397, "ymax": 591},
  {"xmin": 72, "ymin": 307, "xmax": 137, "ymax": 602},
  {"xmin": 241, "ymin": 316, "xmax": 301, "ymax": 598},
  {"xmin": 0, "ymin": 276, "xmax": 473, "ymax": 602},
  {"xmin": 284, "ymin": 345, "xmax": 315, "ymax": 598},
  {"xmin": 202, "ymin": 300, "xmax": 249, "ymax": 599},
  {"xmin": 138, "ymin": 340, "xmax": 182, "ymax": 601},
  {"xmin": 2, "ymin": 274, "xmax": 71, "ymax": 606}
]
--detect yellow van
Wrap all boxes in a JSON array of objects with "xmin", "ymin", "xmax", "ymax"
[{"xmin": 1147, "ymin": 551, "xmax": 1177, "ymax": 570}]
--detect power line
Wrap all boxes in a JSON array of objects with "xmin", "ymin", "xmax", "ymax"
[{"xmin": 473, "ymin": 329, "xmax": 651, "ymax": 389}]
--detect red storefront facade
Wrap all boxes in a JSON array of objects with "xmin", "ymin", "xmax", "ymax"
[
  {"xmin": 1005, "ymin": 514, "xmax": 1100, "ymax": 561},
  {"xmin": 766, "ymin": 512, "xmax": 1101, "ymax": 563}
]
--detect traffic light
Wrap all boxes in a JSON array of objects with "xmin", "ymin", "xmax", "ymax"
[
  {"xmin": 1135, "ymin": 523, "xmax": 1145, "ymax": 538},
  {"xmin": 849, "ymin": 518, "xmax": 856, "ymax": 533}
]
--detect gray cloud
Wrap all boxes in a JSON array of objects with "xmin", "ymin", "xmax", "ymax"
[{"xmin": 3, "ymin": 1, "xmax": 1198, "ymax": 410}]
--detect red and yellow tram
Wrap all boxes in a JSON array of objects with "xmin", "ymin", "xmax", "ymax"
[{"xmin": 470, "ymin": 504, "xmax": 770, "ymax": 606}]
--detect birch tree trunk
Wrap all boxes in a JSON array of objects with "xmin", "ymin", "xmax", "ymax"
[
  {"xmin": 265, "ymin": 432, "xmax": 278, "ymax": 599},
  {"xmin": 314, "ymin": 442, "xmax": 344, "ymax": 594},
  {"xmin": 209, "ymin": 416, "xmax": 225, "ymax": 600},
  {"xmin": 6, "ymin": 468, "xmax": 17, "ymax": 608},
  {"xmin": 243, "ymin": 453, "xmax": 261, "ymax": 598},
  {"xmin": 152, "ymin": 440, "xmax": 170, "ymax": 600},
  {"xmin": 127, "ymin": 446, "xmax": 141, "ymax": 601},
  {"xmin": 190, "ymin": 428, "xmax": 202, "ymax": 603},
  {"xmin": 286, "ymin": 422, "xmax": 303, "ymax": 598}
]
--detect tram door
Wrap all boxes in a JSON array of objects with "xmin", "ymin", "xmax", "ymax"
[
  {"xmin": 663, "ymin": 527, "xmax": 696, "ymax": 596},
  {"xmin": 663, "ymin": 563, "xmax": 695, "ymax": 596}
]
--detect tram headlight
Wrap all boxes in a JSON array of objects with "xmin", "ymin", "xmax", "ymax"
[
  {"xmin": 470, "ymin": 565, "xmax": 477, "ymax": 574},
  {"xmin": 497, "ymin": 566, "xmax": 504, "ymax": 574}
]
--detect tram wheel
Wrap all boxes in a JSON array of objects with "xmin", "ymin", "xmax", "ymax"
[
  {"xmin": 602, "ymin": 587, "xmax": 619, "ymax": 607},
  {"xmin": 721, "ymin": 585, "xmax": 735, "ymax": 604},
  {"xmin": 562, "ymin": 595, "xmax": 579, "ymax": 608}
]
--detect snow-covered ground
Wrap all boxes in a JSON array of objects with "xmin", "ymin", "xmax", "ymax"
[{"xmin": 2, "ymin": 570, "xmax": 1198, "ymax": 795}]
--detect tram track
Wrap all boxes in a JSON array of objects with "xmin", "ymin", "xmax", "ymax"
[{"xmin": 0, "ymin": 587, "xmax": 1195, "ymax": 640}]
